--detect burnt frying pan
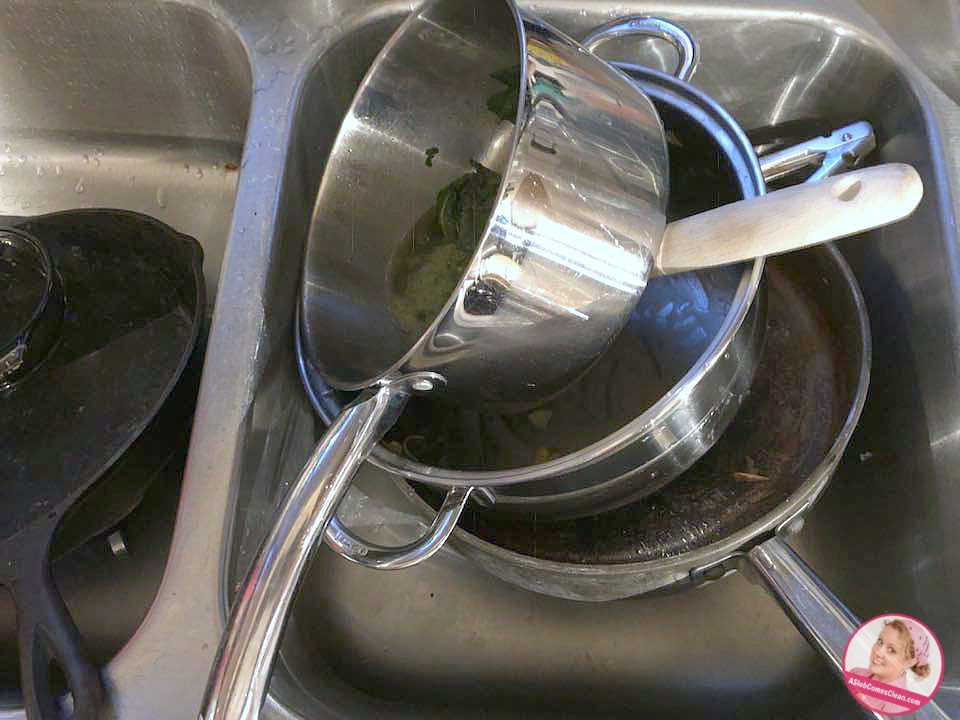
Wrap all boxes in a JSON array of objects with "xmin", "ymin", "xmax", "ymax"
[{"xmin": 0, "ymin": 210, "xmax": 203, "ymax": 720}]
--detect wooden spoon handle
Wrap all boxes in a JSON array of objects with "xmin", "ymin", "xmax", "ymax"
[{"xmin": 654, "ymin": 163, "xmax": 923, "ymax": 276}]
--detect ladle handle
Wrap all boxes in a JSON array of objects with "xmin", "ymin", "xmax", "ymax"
[
  {"xmin": 654, "ymin": 163, "xmax": 923, "ymax": 276},
  {"xmin": 749, "ymin": 537, "xmax": 950, "ymax": 719},
  {"xmin": 199, "ymin": 382, "xmax": 409, "ymax": 720}
]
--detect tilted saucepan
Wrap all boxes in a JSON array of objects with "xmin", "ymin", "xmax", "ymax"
[{"xmin": 201, "ymin": 2, "xmax": 923, "ymax": 718}]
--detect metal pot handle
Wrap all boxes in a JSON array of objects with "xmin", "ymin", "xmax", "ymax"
[
  {"xmin": 748, "ymin": 537, "xmax": 951, "ymax": 719},
  {"xmin": 201, "ymin": 379, "xmax": 416, "ymax": 720},
  {"xmin": 582, "ymin": 17, "xmax": 699, "ymax": 81},
  {"xmin": 325, "ymin": 486, "xmax": 473, "ymax": 570}
]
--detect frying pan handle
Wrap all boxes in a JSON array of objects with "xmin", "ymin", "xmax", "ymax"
[
  {"xmin": 747, "ymin": 536, "xmax": 859, "ymax": 671},
  {"xmin": 199, "ymin": 376, "xmax": 423, "ymax": 720},
  {"xmin": 9, "ymin": 529, "xmax": 107, "ymax": 720},
  {"xmin": 582, "ymin": 17, "xmax": 699, "ymax": 81},
  {"xmin": 324, "ymin": 486, "xmax": 473, "ymax": 569},
  {"xmin": 748, "ymin": 537, "xmax": 951, "ymax": 719}
]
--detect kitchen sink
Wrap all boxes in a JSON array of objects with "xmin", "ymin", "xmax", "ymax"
[
  {"xmin": 258, "ymin": 5, "xmax": 958, "ymax": 719},
  {"xmin": 4, "ymin": 1, "xmax": 960, "ymax": 719},
  {"xmin": 0, "ymin": 0, "xmax": 250, "ymax": 714}
]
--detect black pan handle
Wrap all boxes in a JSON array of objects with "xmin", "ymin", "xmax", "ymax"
[{"xmin": 9, "ymin": 523, "xmax": 107, "ymax": 720}]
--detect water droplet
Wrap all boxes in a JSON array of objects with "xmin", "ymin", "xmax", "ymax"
[
  {"xmin": 16, "ymin": 154, "xmax": 26, "ymax": 166},
  {"xmin": 195, "ymin": 168, "xmax": 203, "ymax": 179},
  {"xmin": 82, "ymin": 154, "xmax": 89, "ymax": 164},
  {"xmin": 2, "ymin": 143, "xmax": 10, "ymax": 153},
  {"xmin": 0, "ymin": 166, "xmax": 6, "ymax": 177},
  {"xmin": 35, "ymin": 165, "xmax": 44, "ymax": 176},
  {"xmin": 20, "ymin": 200, "xmax": 30, "ymax": 209},
  {"xmin": 54, "ymin": 165, "xmax": 63, "ymax": 176},
  {"xmin": 93, "ymin": 157, "xmax": 100, "ymax": 167},
  {"xmin": 94, "ymin": 147, "xmax": 103, "ymax": 156},
  {"xmin": 128, "ymin": 175, "xmax": 136, "ymax": 186},
  {"xmin": 74, "ymin": 178, "xmax": 85, "ymax": 193},
  {"xmin": 156, "ymin": 187, "xmax": 167, "ymax": 208},
  {"xmin": 183, "ymin": 163, "xmax": 190, "ymax": 172}
]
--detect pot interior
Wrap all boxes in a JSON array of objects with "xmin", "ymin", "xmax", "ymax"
[{"xmin": 383, "ymin": 99, "xmax": 746, "ymax": 471}]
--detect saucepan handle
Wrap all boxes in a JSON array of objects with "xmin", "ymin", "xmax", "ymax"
[
  {"xmin": 6, "ymin": 525, "xmax": 107, "ymax": 720},
  {"xmin": 325, "ymin": 486, "xmax": 473, "ymax": 570},
  {"xmin": 582, "ymin": 17, "xmax": 699, "ymax": 81},
  {"xmin": 748, "ymin": 537, "xmax": 951, "ymax": 719},
  {"xmin": 200, "ymin": 379, "xmax": 416, "ymax": 720}
]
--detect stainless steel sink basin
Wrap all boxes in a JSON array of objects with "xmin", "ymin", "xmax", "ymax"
[
  {"xmin": 4, "ymin": 1, "xmax": 960, "ymax": 719},
  {"xmin": 258, "ymin": 6, "xmax": 960, "ymax": 719},
  {"xmin": 0, "ymin": 1, "xmax": 250, "ymax": 714}
]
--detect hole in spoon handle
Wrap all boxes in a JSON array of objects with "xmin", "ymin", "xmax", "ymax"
[{"xmin": 831, "ymin": 177, "xmax": 862, "ymax": 202}]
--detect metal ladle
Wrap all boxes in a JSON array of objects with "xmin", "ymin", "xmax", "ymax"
[{"xmin": 200, "ymin": 1, "xmax": 922, "ymax": 717}]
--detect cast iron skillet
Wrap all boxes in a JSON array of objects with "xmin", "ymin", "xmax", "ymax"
[{"xmin": 0, "ymin": 210, "xmax": 203, "ymax": 720}]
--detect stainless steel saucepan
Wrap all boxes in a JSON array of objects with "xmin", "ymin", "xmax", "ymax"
[
  {"xmin": 202, "ymin": 3, "xmax": 922, "ymax": 717},
  {"xmin": 305, "ymin": 54, "xmax": 770, "ymax": 522}
]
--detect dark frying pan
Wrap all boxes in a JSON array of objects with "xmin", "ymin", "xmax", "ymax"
[
  {"xmin": 0, "ymin": 210, "xmax": 203, "ymax": 720},
  {"xmin": 49, "ymin": 345, "xmax": 202, "ymax": 561}
]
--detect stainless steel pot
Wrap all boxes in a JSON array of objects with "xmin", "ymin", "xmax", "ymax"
[
  {"xmin": 405, "ymin": 243, "xmax": 871, "ymax": 601},
  {"xmin": 298, "ymin": 2, "xmax": 672, "ymax": 414},
  {"xmin": 304, "ymin": 24, "xmax": 766, "ymax": 523}
]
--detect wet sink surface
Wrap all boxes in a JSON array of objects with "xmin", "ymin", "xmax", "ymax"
[
  {"xmin": 0, "ymin": 1, "xmax": 250, "ymax": 295},
  {"xmin": 5, "ymin": 1, "xmax": 960, "ymax": 719}
]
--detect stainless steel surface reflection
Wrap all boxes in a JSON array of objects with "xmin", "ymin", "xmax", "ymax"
[
  {"xmin": 304, "ymin": 64, "xmax": 767, "ymax": 517},
  {"xmin": 0, "ymin": 0, "xmax": 251, "ymax": 716},
  {"xmin": 300, "ymin": 0, "xmax": 669, "ymax": 411}
]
